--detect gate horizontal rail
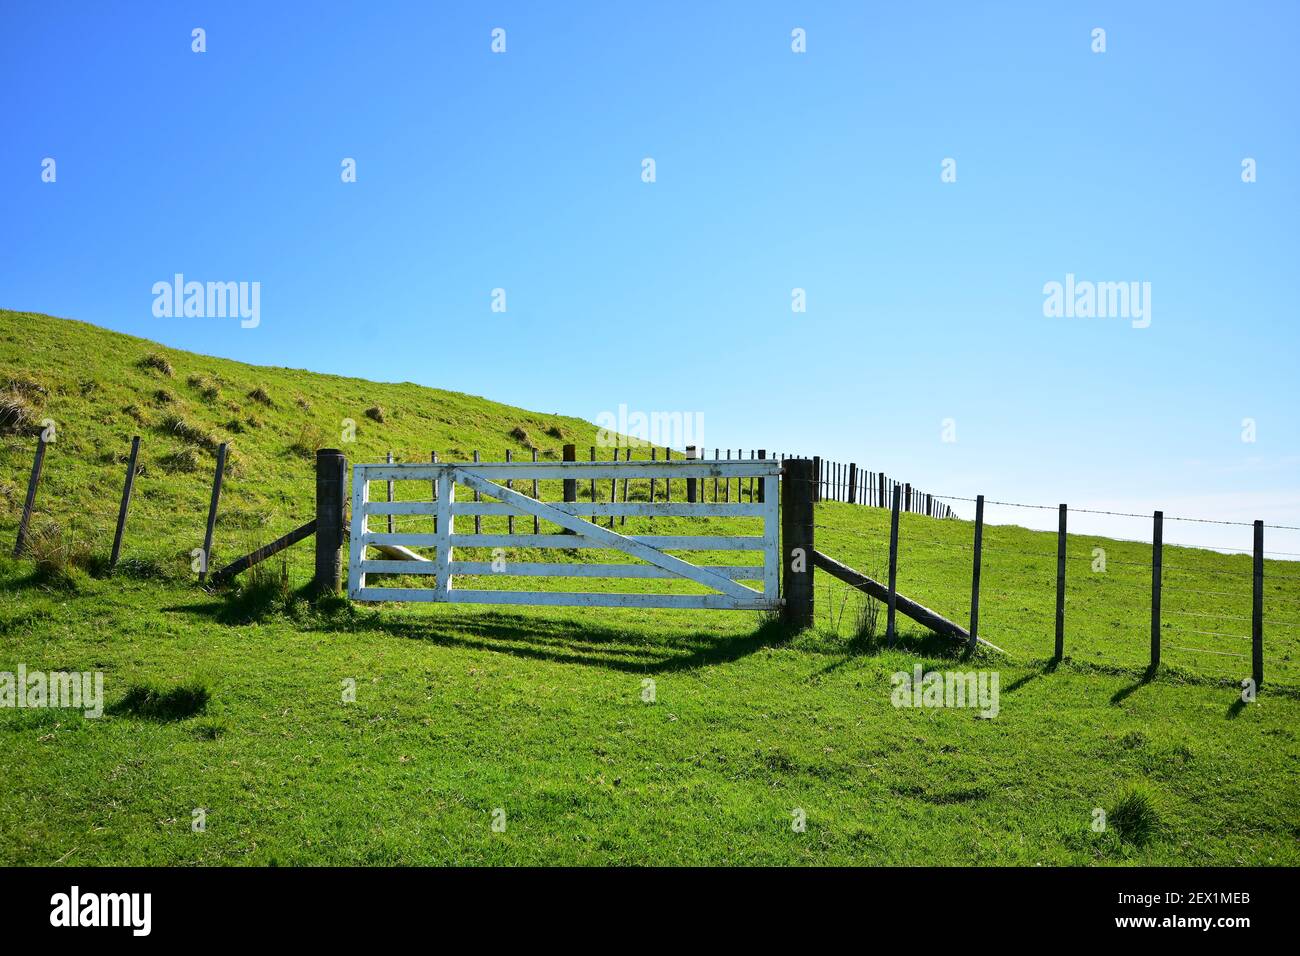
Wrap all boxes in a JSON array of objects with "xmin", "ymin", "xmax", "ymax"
[{"xmin": 348, "ymin": 459, "xmax": 781, "ymax": 611}]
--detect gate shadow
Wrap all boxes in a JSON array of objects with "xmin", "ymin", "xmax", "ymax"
[
  {"xmin": 161, "ymin": 597, "xmax": 789, "ymax": 674},
  {"xmin": 322, "ymin": 613, "xmax": 790, "ymax": 671},
  {"xmin": 309, "ymin": 609, "xmax": 790, "ymax": 674}
]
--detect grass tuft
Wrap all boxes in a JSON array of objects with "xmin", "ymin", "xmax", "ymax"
[
  {"xmin": 1108, "ymin": 785, "xmax": 1164, "ymax": 846},
  {"xmin": 0, "ymin": 391, "xmax": 36, "ymax": 435},
  {"xmin": 158, "ymin": 412, "xmax": 220, "ymax": 452},
  {"xmin": 289, "ymin": 422, "xmax": 329, "ymax": 459},
  {"xmin": 159, "ymin": 446, "xmax": 201, "ymax": 473},
  {"xmin": 21, "ymin": 519, "xmax": 96, "ymax": 587},
  {"xmin": 137, "ymin": 353, "xmax": 174, "ymax": 377},
  {"xmin": 248, "ymin": 385, "xmax": 274, "ymax": 406},
  {"xmin": 364, "ymin": 404, "xmax": 385, "ymax": 423},
  {"xmin": 187, "ymin": 374, "xmax": 221, "ymax": 401},
  {"xmin": 110, "ymin": 681, "xmax": 210, "ymax": 721}
]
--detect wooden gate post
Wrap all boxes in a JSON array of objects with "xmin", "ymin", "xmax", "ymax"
[
  {"xmin": 847, "ymin": 463, "xmax": 857, "ymax": 504},
  {"xmin": 13, "ymin": 434, "xmax": 49, "ymax": 558},
  {"xmin": 781, "ymin": 458, "xmax": 815, "ymax": 630},
  {"xmin": 967, "ymin": 493, "xmax": 984, "ymax": 655},
  {"xmin": 1150, "ymin": 510, "xmax": 1163, "ymax": 671},
  {"xmin": 1054, "ymin": 503, "xmax": 1067, "ymax": 660},
  {"xmin": 1252, "ymin": 519, "xmax": 1264, "ymax": 688},
  {"xmin": 314, "ymin": 448, "xmax": 346, "ymax": 594},
  {"xmin": 109, "ymin": 435, "xmax": 141, "ymax": 569},
  {"xmin": 887, "ymin": 483, "xmax": 901, "ymax": 645},
  {"xmin": 198, "ymin": 443, "xmax": 228, "ymax": 582}
]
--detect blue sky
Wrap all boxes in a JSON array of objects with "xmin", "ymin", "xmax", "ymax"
[{"xmin": 2, "ymin": 1, "xmax": 1297, "ymax": 549}]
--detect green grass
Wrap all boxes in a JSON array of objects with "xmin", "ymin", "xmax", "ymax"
[{"xmin": 1, "ymin": 309, "xmax": 1298, "ymax": 866}]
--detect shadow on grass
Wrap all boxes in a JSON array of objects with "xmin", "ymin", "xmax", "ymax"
[
  {"xmin": 1110, "ymin": 664, "xmax": 1160, "ymax": 705},
  {"xmin": 162, "ymin": 579, "xmax": 319, "ymax": 625},
  {"xmin": 809, "ymin": 627, "xmax": 976, "ymax": 680},
  {"xmin": 846, "ymin": 628, "xmax": 973, "ymax": 660},
  {"xmin": 297, "ymin": 607, "xmax": 794, "ymax": 675}
]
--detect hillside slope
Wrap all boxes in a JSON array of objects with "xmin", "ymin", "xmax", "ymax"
[{"xmin": 0, "ymin": 309, "xmax": 615, "ymax": 569}]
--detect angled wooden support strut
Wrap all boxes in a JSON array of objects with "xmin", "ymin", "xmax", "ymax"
[
  {"xmin": 212, "ymin": 519, "xmax": 317, "ymax": 585},
  {"xmin": 811, "ymin": 549, "xmax": 1004, "ymax": 653}
]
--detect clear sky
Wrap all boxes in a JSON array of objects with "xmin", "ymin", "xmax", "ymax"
[{"xmin": 3, "ymin": 1, "xmax": 1297, "ymax": 551}]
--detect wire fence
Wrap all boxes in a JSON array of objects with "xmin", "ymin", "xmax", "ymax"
[{"xmin": 808, "ymin": 487, "xmax": 1297, "ymax": 689}]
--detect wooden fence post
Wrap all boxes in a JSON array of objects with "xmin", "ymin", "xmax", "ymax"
[
  {"xmin": 967, "ymin": 493, "xmax": 984, "ymax": 655},
  {"xmin": 506, "ymin": 450, "xmax": 515, "ymax": 535},
  {"xmin": 905, "ymin": 483, "xmax": 912, "ymax": 514},
  {"xmin": 620, "ymin": 446, "xmax": 631, "ymax": 526},
  {"xmin": 532, "ymin": 448, "xmax": 541, "ymax": 534},
  {"xmin": 589, "ymin": 446, "xmax": 597, "ymax": 506},
  {"xmin": 609, "ymin": 446, "xmax": 618, "ymax": 527},
  {"xmin": 430, "ymin": 451, "xmax": 439, "ymax": 533},
  {"xmin": 12, "ymin": 434, "xmax": 49, "ymax": 558},
  {"xmin": 757, "ymin": 450, "xmax": 767, "ymax": 503},
  {"xmin": 887, "ymin": 484, "xmax": 901, "ymax": 645},
  {"xmin": 712, "ymin": 447, "xmax": 719, "ymax": 503},
  {"xmin": 1150, "ymin": 510, "xmax": 1163, "ymax": 671},
  {"xmin": 472, "ymin": 450, "xmax": 482, "ymax": 534},
  {"xmin": 847, "ymin": 463, "xmax": 857, "ymax": 504},
  {"xmin": 562, "ymin": 444, "xmax": 577, "ymax": 534},
  {"xmin": 1252, "ymin": 519, "xmax": 1264, "ymax": 689},
  {"xmin": 878, "ymin": 473, "xmax": 885, "ymax": 510},
  {"xmin": 385, "ymin": 451, "xmax": 395, "ymax": 534},
  {"xmin": 530, "ymin": 450, "xmax": 540, "ymax": 535},
  {"xmin": 109, "ymin": 435, "xmax": 141, "ymax": 569},
  {"xmin": 198, "ymin": 442, "xmax": 228, "ymax": 582},
  {"xmin": 665, "ymin": 447, "xmax": 672, "ymax": 503},
  {"xmin": 812, "ymin": 456, "xmax": 821, "ymax": 503},
  {"xmin": 686, "ymin": 445, "xmax": 697, "ymax": 503},
  {"xmin": 315, "ymin": 448, "xmax": 346, "ymax": 594},
  {"xmin": 782, "ymin": 458, "xmax": 814, "ymax": 630},
  {"xmin": 1053, "ymin": 503, "xmax": 1067, "ymax": 660}
]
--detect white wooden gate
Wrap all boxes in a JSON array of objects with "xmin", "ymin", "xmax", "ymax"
[{"xmin": 348, "ymin": 457, "xmax": 781, "ymax": 610}]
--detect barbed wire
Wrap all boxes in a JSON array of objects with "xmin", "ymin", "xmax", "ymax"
[
  {"xmin": 1166, "ymin": 645, "xmax": 1248, "ymax": 659},
  {"xmin": 1165, "ymin": 623, "xmax": 1248, "ymax": 641},
  {"xmin": 922, "ymin": 492, "xmax": 1300, "ymax": 531}
]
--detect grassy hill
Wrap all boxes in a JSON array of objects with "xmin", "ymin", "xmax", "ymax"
[
  {"xmin": 2, "ymin": 309, "xmax": 1298, "ymax": 866},
  {"xmin": 0, "ymin": 308, "xmax": 614, "ymax": 573}
]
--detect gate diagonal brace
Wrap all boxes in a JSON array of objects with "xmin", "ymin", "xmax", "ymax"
[{"xmin": 451, "ymin": 467, "xmax": 759, "ymax": 602}]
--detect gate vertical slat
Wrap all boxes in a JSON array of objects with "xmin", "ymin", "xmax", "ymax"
[
  {"xmin": 434, "ymin": 470, "xmax": 453, "ymax": 596},
  {"xmin": 763, "ymin": 473, "xmax": 780, "ymax": 600},
  {"xmin": 348, "ymin": 465, "xmax": 369, "ymax": 598}
]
